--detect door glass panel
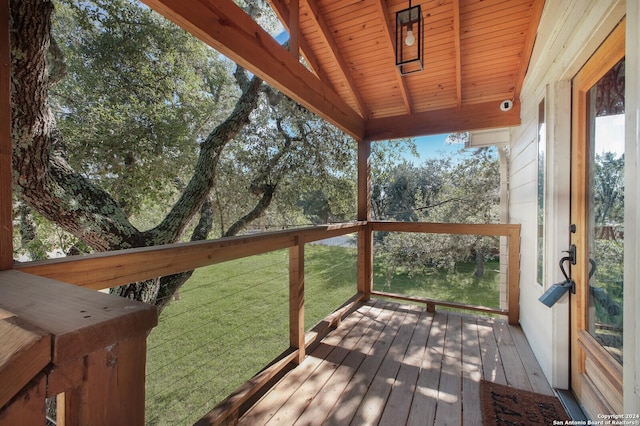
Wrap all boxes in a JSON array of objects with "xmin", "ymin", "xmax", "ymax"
[
  {"xmin": 587, "ymin": 57, "xmax": 624, "ymax": 364},
  {"xmin": 537, "ymin": 99, "xmax": 546, "ymax": 286}
]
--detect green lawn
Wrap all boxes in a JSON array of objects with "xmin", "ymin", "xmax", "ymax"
[
  {"xmin": 145, "ymin": 250, "xmax": 291, "ymax": 425},
  {"xmin": 372, "ymin": 258, "xmax": 501, "ymax": 309},
  {"xmin": 145, "ymin": 244, "xmax": 499, "ymax": 424}
]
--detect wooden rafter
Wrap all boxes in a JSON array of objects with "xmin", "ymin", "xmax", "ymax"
[
  {"xmin": 372, "ymin": 0, "xmax": 412, "ymax": 114},
  {"xmin": 140, "ymin": 0, "xmax": 542, "ymax": 141},
  {"xmin": 288, "ymin": 0, "xmax": 299, "ymax": 59},
  {"xmin": 267, "ymin": 0, "xmax": 330, "ymax": 83},
  {"xmin": 303, "ymin": 0, "xmax": 368, "ymax": 118},
  {"xmin": 140, "ymin": 0, "xmax": 364, "ymax": 140}
]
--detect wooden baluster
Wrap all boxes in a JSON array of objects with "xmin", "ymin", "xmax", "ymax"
[
  {"xmin": 508, "ymin": 227, "xmax": 521, "ymax": 325},
  {"xmin": 289, "ymin": 240, "xmax": 305, "ymax": 364}
]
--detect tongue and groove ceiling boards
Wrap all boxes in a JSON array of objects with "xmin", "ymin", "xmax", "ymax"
[{"xmin": 142, "ymin": 0, "xmax": 544, "ymax": 141}]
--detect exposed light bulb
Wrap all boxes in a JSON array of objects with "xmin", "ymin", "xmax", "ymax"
[{"xmin": 405, "ymin": 29, "xmax": 415, "ymax": 46}]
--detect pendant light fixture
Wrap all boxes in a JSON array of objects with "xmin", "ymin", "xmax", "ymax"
[{"xmin": 395, "ymin": 0, "xmax": 423, "ymax": 75}]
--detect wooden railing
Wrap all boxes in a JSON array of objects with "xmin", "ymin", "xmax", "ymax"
[
  {"xmin": 369, "ymin": 221, "xmax": 521, "ymax": 325},
  {"xmin": 5, "ymin": 220, "xmax": 520, "ymax": 425},
  {"xmin": 7, "ymin": 223, "xmax": 364, "ymax": 425},
  {"xmin": 15, "ymin": 222, "xmax": 365, "ymax": 291},
  {"xmin": 0, "ymin": 270, "xmax": 157, "ymax": 425}
]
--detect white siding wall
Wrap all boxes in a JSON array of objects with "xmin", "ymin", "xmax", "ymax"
[
  {"xmin": 511, "ymin": 0, "xmax": 626, "ymax": 390},
  {"xmin": 625, "ymin": 0, "xmax": 640, "ymax": 414}
]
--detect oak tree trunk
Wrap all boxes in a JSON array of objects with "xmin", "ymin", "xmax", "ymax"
[{"xmin": 10, "ymin": 0, "xmax": 266, "ymax": 310}]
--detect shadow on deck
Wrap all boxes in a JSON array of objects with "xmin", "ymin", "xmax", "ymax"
[{"xmin": 238, "ymin": 299, "xmax": 553, "ymax": 425}]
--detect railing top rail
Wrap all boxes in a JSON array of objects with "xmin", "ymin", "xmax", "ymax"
[
  {"xmin": 14, "ymin": 220, "xmax": 521, "ymax": 291},
  {"xmin": 15, "ymin": 222, "xmax": 365, "ymax": 290},
  {"xmin": 370, "ymin": 221, "xmax": 521, "ymax": 237}
]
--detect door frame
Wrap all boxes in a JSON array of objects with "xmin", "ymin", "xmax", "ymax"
[{"xmin": 570, "ymin": 18, "xmax": 625, "ymax": 417}]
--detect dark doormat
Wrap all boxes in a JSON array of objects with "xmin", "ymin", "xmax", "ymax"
[{"xmin": 480, "ymin": 380, "xmax": 569, "ymax": 425}]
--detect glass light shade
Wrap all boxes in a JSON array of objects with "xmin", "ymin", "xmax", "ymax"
[{"xmin": 395, "ymin": 4, "xmax": 423, "ymax": 75}]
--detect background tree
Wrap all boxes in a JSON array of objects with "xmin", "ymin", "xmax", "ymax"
[
  {"xmin": 50, "ymin": 0, "xmax": 227, "ymax": 217},
  {"xmin": 370, "ymin": 139, "xmax": 418, "ymax": 220},
  {"xmin": 593, "ymin": 152, "xmax": 624, "ymax": 225},
  {"xmin": 10, "ymin": 0, "xmax": 358, "ymax": 310},
  {"xmin": 372, "ymin": 159, "xmax": 448, "ymax": 222},
  {"xmin": 590, "ymin": 150, "xmax": 625, "ymax": 336},
  {"xmin": 374, "ymin": 148, "xmax": 501, "ymax": 281}
]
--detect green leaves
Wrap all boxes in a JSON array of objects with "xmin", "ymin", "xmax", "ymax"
[
  {"xmin": 51, "ymin": 0, "xmax": 232, "ymax": 216},
  {"xmin": 49, "ymin": 0, "xmax": 356, "ymax": 233},
  {"xmin": 372, "ymin": 146, "xmax": 502, "ymax": 278}
]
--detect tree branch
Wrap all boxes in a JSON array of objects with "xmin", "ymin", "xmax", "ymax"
[
  {"xmin": 224, "ymin": 183, "xmax": 276, "ymax": 237},
  {"xmin": 145, "ymin": 71, "xmax": 263, "ymax": 244},
  {"xmin": 414, "ymin": 196, "xmax": 466, "ymax": 212},
  {"xmin": 153, "ymin": 196, "xmax": 215, "ymax": 312}
]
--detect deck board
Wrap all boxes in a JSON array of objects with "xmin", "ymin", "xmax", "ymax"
[
  {"xmin": 461, "ymin": 317, "xmax": 483, "ymax": 426},
  {"xmin": 509, "ymin": 324, "xmax": 554, "ymax": 395},
  {"xmin": 351, "ymin": 307, "xmax": 418, "ymax": 425},
  {"xmin": 378, "ymin": 309, "xmax": 432, "ymax": 426},
  {"xmin": 406, "ymin": 311, "xmax": 446, "ymax": 426},
  {"xmin": 239, "ymin": 299, "xmax": 553, "ymax": 425},
  {"xmin": 241, "ymin": 302, "xmax": 377, "ymax": 425},
  {"xmin": 322, "ymin": 304, "xmax": 408, "ymax": 425},
  {"xmin": 493, "ymin": 319, "xmax": 534, "ymax": 391},
  {"xmin": 476, "ymin": 316, "xmax": 507, "ymax": 385},
  {"xmin": 291, "ymin": 302, "xmax": 384, "ymax": 426}
]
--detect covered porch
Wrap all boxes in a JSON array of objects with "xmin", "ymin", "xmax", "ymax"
[
  {"xmin": 5, "ymin": 0, "xmax": 640, "ymax": 424},
  {"xmin": 1, "ymin": 221, "xmax": 529, "ymax": 424},
  {"xmin": 0, "ymin": 0, "xmax": 544, "ymax": 424}
]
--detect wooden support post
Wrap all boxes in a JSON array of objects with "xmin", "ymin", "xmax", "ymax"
[
  {"xmin": 357, "ymin": 140, "xmax": 371, "ymax": 222},
  {"xmin": 357, "ymin": 225, "xmax": 373, "ymax": 300},
  {"xmin": 289, "ymin": 241, "xmax": 305, "ymax": 364},
  {"xmin": 507, "ymin": 228, "xmax": 521, "ymax": 325},
  {"xmin": 0, "ymin": 0, "xmax": 13, "ymax": 270},
  {"xmin": 0, "ymin": 271, "xmax": 157, "ymax": 425},
  {"xmin": 357, "ymin": 141, "xmax": 372, "ymax": 299},
  {"xmin": 60, "ymin": 336, "xmax": 148, "ymax": 426}
]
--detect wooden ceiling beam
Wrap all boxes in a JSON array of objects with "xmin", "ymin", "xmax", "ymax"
[
  {"xmin": 140, "ymin": 0, "xmax": 364, "ymax": 140},
  {"xmin": 365, "ymin": 99, "xmax": 521, "ymax": 141},
  {"xmin": 266, "ymin": 0, "xmax": 330, "ymax": 83},
  {"xmin": 302, "ymin": 0, "xmax": 368, "ymax": 118},
  {"xmin": 372, "ymin": 0, "xmax": 412, "ymax": 114}
]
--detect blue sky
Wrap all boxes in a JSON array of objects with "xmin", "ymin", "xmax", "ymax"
[
  {"xmin": 381, "ymin": 133, "xmax": 493, "ymax": 166},
  {"xmin": 372, "ymin": 134, "xmax": 468, "ymax": 166},
  {"xmin": 414, "ymin": 134, "xmax": 462, "ymax": 160},
  {"xmin": 388, "ymin": 134, "xmax": 467, "ymax": 165}
]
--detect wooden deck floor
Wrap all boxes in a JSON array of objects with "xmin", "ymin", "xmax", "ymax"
[{"xmin": 238, "ymin": 299, "xmax": 554, "ymax": 426}]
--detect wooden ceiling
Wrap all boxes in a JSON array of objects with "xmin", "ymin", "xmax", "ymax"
[{"xmin": 142, "ymin": 0, "xmax": 545, "ymax": 142}]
